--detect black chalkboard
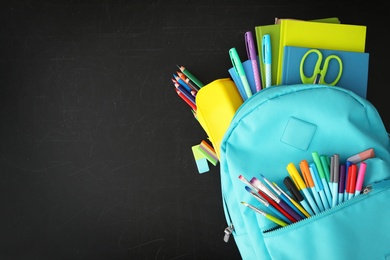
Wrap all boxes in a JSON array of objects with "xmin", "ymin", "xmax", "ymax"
[{"xmin": 1, "ymin": 1, "xmax": 389, "ymax": 259}]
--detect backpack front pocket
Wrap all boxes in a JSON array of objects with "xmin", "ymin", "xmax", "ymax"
[{"xmin": 262, "ymin": 178, "xmax": 390, "ymax": 260}]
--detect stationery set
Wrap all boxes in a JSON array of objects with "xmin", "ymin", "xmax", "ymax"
[{"xmin": 169, "ymin": 17, "xmax": 390, "ymax": 260}]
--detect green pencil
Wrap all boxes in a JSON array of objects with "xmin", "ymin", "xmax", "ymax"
[{"xmin": 177, "ymin": 65, "xmax": 204, "ymax": 88}]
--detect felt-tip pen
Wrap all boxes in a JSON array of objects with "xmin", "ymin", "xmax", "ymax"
[
  {"xmin": 283, "ymin": 176, "xmax": 314, "ymax": 217},
  {"xmin": 309, "ymin": 163, "xmax": 327, "ymax": 212},
  {"xmin": 355, "ymin": 162, "xmax": 367, "ymax": 196},
  {"xmin": 262, "ymin": 34, "xmax": 272, "ymax": 88},
  {"xmin": 299, "ymin": 160, "xmax": 322, "ymax": 215},
  {"xmin": 287, "ymin": 162, "xmax": 319, "ymax": 215},
  {"xmin": 344, "ymin": 161, "xmax": 352, "ymax": 201},
  {"xmin": 330, "ymin": 154, "xmax": 340, "ymax": 208},
  {"xmin": 245, "ymin": 31, "xmax": 262, "ymax": 92},
  {"xmin": 229, "ymin": 47, "xmax": 252, "ymax": 99},
  {"xmin": 338, "ymin": 164, "xmax": 346, "ymax": 204},
  {"xmin": 346, "ymin": 163, "xmax": 358, "ymax": 200},
  {"xmin": 312, "ymin": 151, "xmax": 332, "ymax": 208}
]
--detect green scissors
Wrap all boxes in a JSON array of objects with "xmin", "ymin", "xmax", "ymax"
[{"xmin": 299, "ymin": 49, "xmax": 343, "ymax": 86}]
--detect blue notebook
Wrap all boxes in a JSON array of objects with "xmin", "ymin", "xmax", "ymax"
[{"xmin": 282, "ymin": 46, "xmax": 369, "ymax": 98}]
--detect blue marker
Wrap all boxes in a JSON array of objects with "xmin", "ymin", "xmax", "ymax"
[
  {"xmin": 312, "ymin": 152, "xmax": 332, "ymax": 208},
  {"xmin": 309, "ymin": 163, "xmax": 328, "ymax": 212}
]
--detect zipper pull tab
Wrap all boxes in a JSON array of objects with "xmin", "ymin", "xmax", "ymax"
[
  {"xmin": 363, "ymin": 185, "xmax": 373, "ymax": 194},
  {"xmin": 223, "ymin": 224, "xmax": 234, "ymax": 243}
]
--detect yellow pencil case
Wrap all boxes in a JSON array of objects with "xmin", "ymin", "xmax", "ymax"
[{"xmin": 195, "ymin": 78, "xmax": 243, "ymax": 159}]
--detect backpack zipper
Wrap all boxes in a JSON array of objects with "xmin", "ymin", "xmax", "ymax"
[
  {"xmin": 223, "ymin": 224, "xmax": 234, "ymax": 242},
  {"xmin": 362, "ymin": 184, "xmax": 372, "ymax": 194},
  {"xmin": 263, "ymin": 183, "xmax": 376, "ymax": 234},
  {"xmin": 222, "ymin": 184, "xmax": 375, "ymax": 241},
  {"xmin": 222, "ymin": 194, "xmax": 235, "ymax": 243}
]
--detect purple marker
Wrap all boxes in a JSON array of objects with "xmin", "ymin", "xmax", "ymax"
[
  {"xmin": 245, "ymin": 31, "xmax": 262, "ymax": 92},
  {"xmin": 338, "ymin": 164, "xmax": 346, "ymax": 204}
]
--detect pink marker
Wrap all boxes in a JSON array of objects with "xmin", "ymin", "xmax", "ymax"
[
  {"xmin": 346, "ymin": 148, "xmax": 375, "ymax": 164},
  {"xmin": 355, "ymin": 162, "xmax": 367, "ymax": 196}
]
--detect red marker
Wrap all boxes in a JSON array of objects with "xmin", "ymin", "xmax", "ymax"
[{"xmin": 346, "ymin": 164, "xmax": 358, "ymax": 200}]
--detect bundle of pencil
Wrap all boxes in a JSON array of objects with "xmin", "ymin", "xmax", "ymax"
[{"xmin": 170, "ymin": 65, "xmax": 205, "ymax": 112}]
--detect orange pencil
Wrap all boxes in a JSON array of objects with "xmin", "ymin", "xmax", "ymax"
[{"xmin": 177, "ymin": 71, "xmax": 199, "ymax": 92}]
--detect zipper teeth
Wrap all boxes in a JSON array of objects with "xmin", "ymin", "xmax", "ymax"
[
  {"xmin": 222, "ymin": 195, "xmax": 234, "ymax": 231},
  {"xmin": 264, "ymin": 189, "xmax": 370, "ymax": 234},
  {"xmin": 264, "ymin": 179, "xmax": 390, "ymax": 234}
]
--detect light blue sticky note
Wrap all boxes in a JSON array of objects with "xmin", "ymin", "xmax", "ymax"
[
  {"xmin": 192, "ymin": 145, "xmax": 210, "ymax": 174},
  {"xmin": 195, "ymin": 158, "xmax": 209, "ymax": 174}
]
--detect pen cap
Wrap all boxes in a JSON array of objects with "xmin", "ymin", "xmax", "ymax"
[
  {"xmin": 330, "ymin": 155, "xmax": 335, "ymax": 183},
  {"xmin": 262, "ymin": 34, "xmax": 271, "ymax": 64},
  {"xmin": 355, "ymin": 161, "xmax": 367, "ymax": 191},
  {"xmin": 312, "ymin": 151, "xmax": 326, "ymax": 179},
  {"xmin": 320, "ymin": 155, "xmax": 330, "ymax": 182},
  {"xmin": 309, "ymin": 163, "xmax": 323, "ymax": 191},
  {"xmin": 286, "ymin": 162, "xmax": 306, "ymax": 190},
  {"xmin": 283, "ymin": 176, "xmax": 303, "ymax": 202},
  {"xmin": 244, "ymin": 31, "xmax": 256, "ymax": 59},
  {"xmin": 299, "ymin": 160, "xmax": 314, "ymax": 188},
  {"xmin": 229, "ymin": 47, "xmax": 245, "ymax": 75},
  {"xmin": 333, "ymin": 154, "xmax": 340, "ymax": 182},
  {"xmin": 347, "ymin": 164, "xmax": 358, "ymax": 193},
  {"xmin": 338, "ymin": 164, "xmax": 346, "ymax": 193}
]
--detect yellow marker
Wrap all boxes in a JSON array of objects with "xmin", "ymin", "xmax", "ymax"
[
  {"xmin": 286, "ymin": 162, "xmax": 306, "ymax": 190},
  {"xmin": 287, "ymin": 162, "xmax": 320, "ymax": 215}
]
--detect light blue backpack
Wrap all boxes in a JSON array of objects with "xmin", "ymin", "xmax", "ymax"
[{"xmin": 219, "ymin": 84, "xmax": 390, "ymax": 260}]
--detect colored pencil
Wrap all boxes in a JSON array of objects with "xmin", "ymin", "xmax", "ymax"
[
  {"xmin": 177, "ymin": 65, "xmax": 204, "ymax": 88},
  {"xmin": 177, "ymin": 71, "xmax": 199, "ymax": 92},
  {"xmin": 172, "ymin": 78, "xmax": 195, "ymax": 103},
  {"xmin": 176, "ymin": 89, "xmax": 196, "ymax": 111}
]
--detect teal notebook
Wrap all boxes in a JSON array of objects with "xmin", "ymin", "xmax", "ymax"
[{"xmin": 282, "ymin": 46, "xmax": 369, "ymax": 98}]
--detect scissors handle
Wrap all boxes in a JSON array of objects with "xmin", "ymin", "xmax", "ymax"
[
  {"xmin": 319, "ymin": 55, "xmax": 343, "ymax": 86},
  {"xmin": 300, "ymin": 49, "xmax": 343, "ymax": 86},
  {"xmin": 300, "ymin": 49, "xmax": 322, "ymax": 84}
]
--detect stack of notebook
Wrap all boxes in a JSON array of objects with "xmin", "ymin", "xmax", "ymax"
[{"xmin": 229, "ymin": 17, "xmax": 369, "ymax": 99}]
